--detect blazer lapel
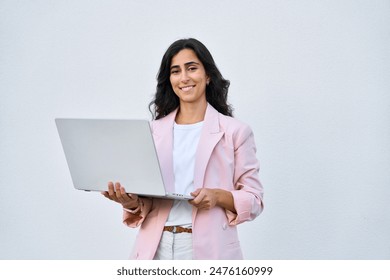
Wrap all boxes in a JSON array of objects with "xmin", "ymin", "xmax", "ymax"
[{"xmin": 194, "ymin": 104, "xmax": 224, "ymax": 189}]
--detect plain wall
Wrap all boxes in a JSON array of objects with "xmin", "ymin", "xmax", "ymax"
[{"xmin": 1, "ymin": 0, "xmax": 389, "ymax": 259}]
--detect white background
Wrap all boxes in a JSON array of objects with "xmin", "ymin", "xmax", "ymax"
[{"xmin": 1, "ymin": 0, "xmax": 389, "ymax": 259}]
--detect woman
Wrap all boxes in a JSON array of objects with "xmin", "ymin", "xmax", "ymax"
[{"xmin": 102, "ymin": 38, "xmax": 263, "ymax": 260}]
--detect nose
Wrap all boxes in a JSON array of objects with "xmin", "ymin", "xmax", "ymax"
[{"xmin": 180, "ymin": 70, "xmax": 190, "ymax": 83}]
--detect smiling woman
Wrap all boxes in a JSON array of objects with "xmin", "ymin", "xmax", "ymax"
[
  {"xmin": 169, "ymin": 49, "xmax": 210, "ymax": 124},
  {"xmin": 101, "ymin": 38, "xmax": 264, "ymax": 260},
  {"xmin": 151, "ymin": 38, "xmax": 233, "ymax": 120}
]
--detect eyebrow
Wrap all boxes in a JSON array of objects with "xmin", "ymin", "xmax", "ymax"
[{"xmin": 170, "ymin": 61, "xmax": 200, "ymax": 69}]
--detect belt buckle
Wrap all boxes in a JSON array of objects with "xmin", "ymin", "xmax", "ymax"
[{"xmin": 172, "ymin": 226, "xmax": 177, "ymax": 233}]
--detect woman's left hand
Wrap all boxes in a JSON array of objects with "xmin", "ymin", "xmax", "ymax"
[
  {"xmin": 189, "ymin": 188, "xmax": 218, "ymax": 210},
  {"xmin": 189, "ymin": 188, "xmax": 236, "ymax": 212}
]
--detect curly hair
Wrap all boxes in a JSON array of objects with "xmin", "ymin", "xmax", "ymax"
[{"xmin": 149, "ymin": 38, "xmax": 233, "ymax": 120}]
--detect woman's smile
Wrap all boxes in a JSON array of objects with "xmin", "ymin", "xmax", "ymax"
[
  {"xmin": 180, "ymin": 85, "xmax": 195, "ymax": 92},
  {"xmin": 170, "ymin": 49, "xmax": 209, "ymax": 105}
]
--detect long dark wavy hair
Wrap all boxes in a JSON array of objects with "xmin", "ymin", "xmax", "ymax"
[{"xmin": 149, "ymin": 38, "xmax": 233, "ymax": 120}]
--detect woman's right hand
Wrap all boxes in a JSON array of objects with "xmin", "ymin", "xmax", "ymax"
[{"xmin": 101, "ymin": 181, "xmax": 140, "ymax": 210}]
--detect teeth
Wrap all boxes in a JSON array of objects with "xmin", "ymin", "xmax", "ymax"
[{"xmin": 181, "ymin": 86, "xmax": 193, "ymax": 92}]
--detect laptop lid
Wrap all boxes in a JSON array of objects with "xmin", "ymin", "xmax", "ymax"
[{"xmin": 55, "ymin": 118, "xmax": 192, "ymax": 200}]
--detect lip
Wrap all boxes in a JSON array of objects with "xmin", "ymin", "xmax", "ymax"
[{"xmin": 179, "ymin": 85, "xmax": 195, "ymax": 92}]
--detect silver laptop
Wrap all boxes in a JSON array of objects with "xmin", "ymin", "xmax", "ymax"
[{"xmin": 55, "ymin": 118, "xmax": 192, "ymax": 200}]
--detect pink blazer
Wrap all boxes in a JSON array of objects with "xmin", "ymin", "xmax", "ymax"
[{"xmin": 123, "ymin": 104, "xmax": 264, "ymax": 259}]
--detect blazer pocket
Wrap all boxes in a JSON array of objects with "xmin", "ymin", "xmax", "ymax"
[
  {"xmin": 226, "ymin": 241, "xmax": 240, "ymax": 249},
  {"xmin": 225, "ymin": 241, "xmax": 243, "ymax": 259}
]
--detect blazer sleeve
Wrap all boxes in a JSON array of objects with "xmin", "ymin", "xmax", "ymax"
[
  {"xmin": 226, "ymin": 124, "xmax": 264, "ymax": 225},
  {"xmin": 122, "ymin": 197, "xmax": 153, "ymax": 227}
]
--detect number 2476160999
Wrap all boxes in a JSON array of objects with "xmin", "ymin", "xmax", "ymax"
[{"xmin": 209, "ymin": 266, "xmax": 273, "ymax": 276}]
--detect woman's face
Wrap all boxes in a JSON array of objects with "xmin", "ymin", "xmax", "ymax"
[{"xmin": 169, "ymin": 48, "xmax": 209, "ymax": 106}]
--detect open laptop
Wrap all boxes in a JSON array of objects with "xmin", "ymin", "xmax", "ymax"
[{"xmin": 55, "ymin": 118, "xmax": 192, "ymax": 200}]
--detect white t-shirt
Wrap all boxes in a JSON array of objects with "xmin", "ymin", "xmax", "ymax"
[{"xmin": 165, "ymin": 121, "xmax": 203, "ymax": 227}]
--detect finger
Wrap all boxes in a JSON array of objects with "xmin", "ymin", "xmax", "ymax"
[
  {"xmin": 107, "ymin": 182, "xmax": 122, "ymax": 203},
  {"xmin": 127, "ymin": 192, "xmax": 139, "ymax": 200},
  {"xmin": 108, "ymin": 182, "xmax": 115, "ymax": 196},
  {"xmin": 189, "ymin": 198, "xmax": 203, "ymax": 207},
  {"xmin": 121, "ymin": 188, "xmax": 139, "ymax": 202},
  {"xmin": 190, "ymin": 188, "xmax": 201, "ymax": 197},
  {"xmin": 115, "ymin": 182, "xmax": 123, "ymax": 199},
  {"xmin": 101, "ymin": 191, "xmax": 112, "ymax": 200},
  {"xmin": 119, "ymin": 187, "xmax": 133, "ymax": 203},
  {"xmin": 192, "ymin": 189, "xmax": 206, "ymax": 205},
  {"xmin": 119, "ymin": 187, "xmax": 129, "ymax": 199},
  {"xmin": 190, "ymin": 201, "xmax": 208, "ymax": 210}
]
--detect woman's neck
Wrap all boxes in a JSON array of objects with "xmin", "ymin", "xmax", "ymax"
[{"xmin": 175, "ymin": 101, "xmax": 207, "ymax": 124}]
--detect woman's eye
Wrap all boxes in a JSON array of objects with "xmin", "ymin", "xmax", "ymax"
[
  {"xmin": 171, "ymin": 70, "xmax": 179, "ymax": 74},
  {"xmin": 188, "ymin": 67, "xmax": 197, "ymax": 71}
]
